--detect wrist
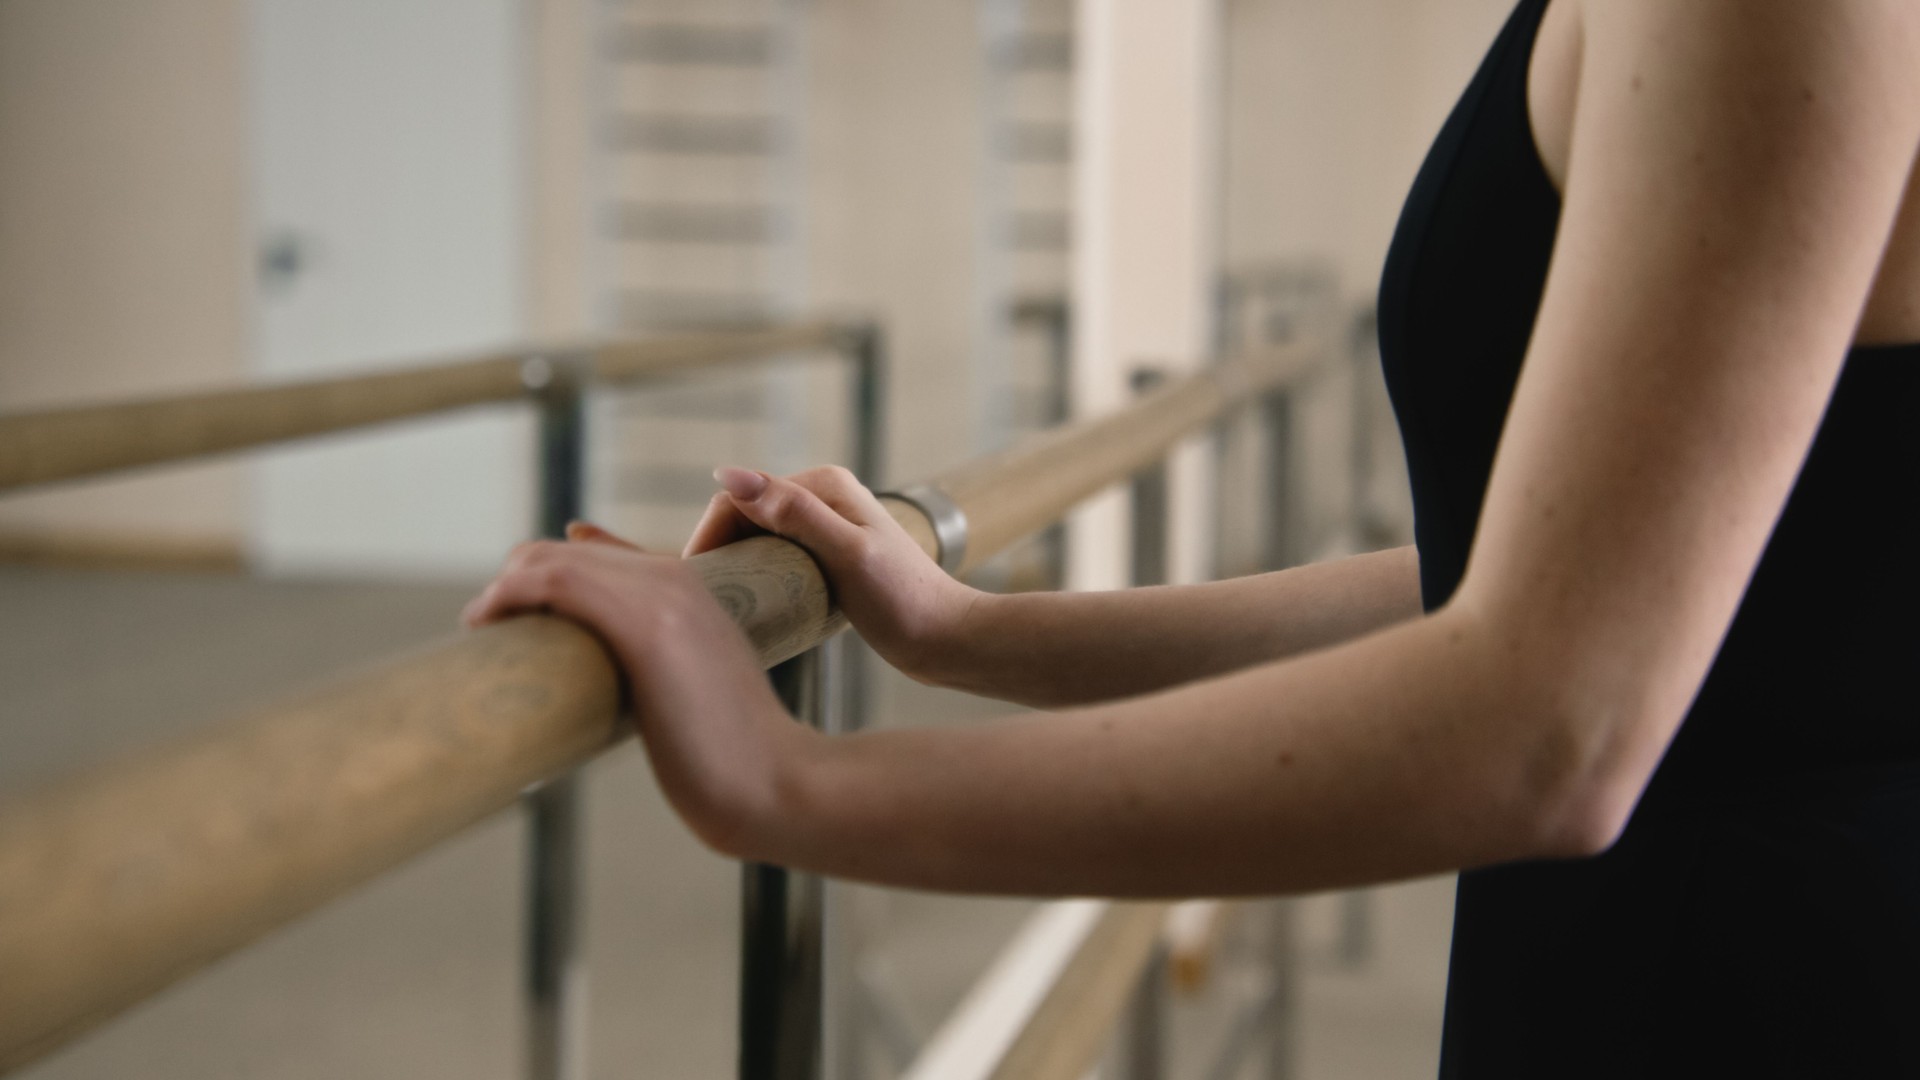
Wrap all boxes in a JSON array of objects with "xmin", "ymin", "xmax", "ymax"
[
  {"xmin": 903, "ymin": 585, "xmax": 998, "ymax": 692},
  {"xmin": 723, "ymin": 718, "xmax": 830, "ymax": 865}
]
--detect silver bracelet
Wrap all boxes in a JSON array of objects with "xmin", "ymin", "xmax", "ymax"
[{"xmin": 879, "ymin": 483, "xmax": 969, "ymax": 574}]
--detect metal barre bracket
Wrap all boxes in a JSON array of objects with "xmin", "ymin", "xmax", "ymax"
[
  {"xmin": 520, "ymin": 355, "xmax": 556, "ymax": 392},
  {"xmin": 880, "ymin": 483, "xmax": 969, "ymax": 574},
  {"xmin": 521, "ymin": 351, "xmax": 594, "ymax": 396}
]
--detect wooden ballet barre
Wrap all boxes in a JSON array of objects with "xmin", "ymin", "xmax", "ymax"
[
  {"xmin": 0, "ymin": 318, "xmax": 856, "ymax": 493},
  {"xmin": 0, "ymin": 340, "xmax": 1321, "ymax": 1074},
  {"xmin": 1165, "ymin": 899, "xmax": 1238, "ymax": 994},
  {"xmin": 900, "ymin": 900, "xmax": 1171, "ymax": 1080},
  {"xmin": 937, "ymin": 345, "xmax": 1319, "ymax": 571}
]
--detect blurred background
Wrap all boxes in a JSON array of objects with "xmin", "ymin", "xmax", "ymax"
[{"xmin": 2, "ymin": 1, "xmax": 1511, "ymax": 1077}]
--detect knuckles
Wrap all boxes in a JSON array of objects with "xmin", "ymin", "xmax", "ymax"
[
  {"xmin": 529, "ymin": 562, "xmax": 571, "ymax": 597},
  {"xmin": 505, "ymin": 538, "xmax": 562, "ymax": 573},
  {"xmin": 796, "ymin": 464, "xmax": 865, "ymax": 503},
  {"xmin": 797, "ymin": 464, "xmax": 860, "ymax": 491},
  {"xmin": 840, "ymin": 529, "xmax": 882, "ymax": 574},
  {"xmin": 755, "ymin": 486, "xmax": 794, "ymax": 519},
  {"xmin": 507, "ymin": 541, "xmax": 574, "ymax": 586}
]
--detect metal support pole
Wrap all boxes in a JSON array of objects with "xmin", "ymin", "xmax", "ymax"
[
  {"xmin": 1043, "ymin": 304, "xmax": 1072, "ymax": 431},
  {"xmin": 846, "ymin": 323, "xmax": 888, "ymax": 492},
  {"xmin": 1041, "ymin": 304, "xmax": 1073, "ymax": 588},
  {"xmin": 817, "ymin": 638, "xmax": 855, "ymax": 1080},
  {"xmin": 1196, "ymin": 903, "xmax": 1298, "ymax": 1080},
  {"xmin": 1117, "ymin": 944, "xmax": 1169, "ymax": 1080},
  {"xmin": 524, "ymin": 778, "xmax": 584, "ymax": 1080},
  {"xmin": 1263, "ymin": 901, "xmax": 1299, "ymax": 1080},
  {"xmin": 522, "ymin": 352, "xmax": 591, "ymax": 1080},
  {"xmin": 740, "ymin": 646, "xmax": 838, "ymax": 1080},
  {"xmin": 1333, "ymin": 311, "xmax": 1382, "ymax": 971},
  {"xmin": 841, "ymin": 322, "xmax": 888, "ymax": 740},
  {"xmin": 1260, "ymin": 388, "xmax": 1296, "ymax": 573},
  {"xmin": 1207, "ymin": 379, "xmax": 1239, "ymax": 580},
  {"xmin": 1348, "ymin": 306, "xmax": 1387, "ymax": 550},
  {"xmin": 1114, "ymin": 367, "xmax": 1171, "ymax": 1079},
  {"xmin": 831, "ymin": 323, "xmax": 888, "ymax": 1080},
  {"xmin": 1130, "ymin": 367, "xmax": 1170, "ymax": 588}
]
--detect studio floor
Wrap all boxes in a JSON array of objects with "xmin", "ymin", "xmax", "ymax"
[{"xmin": 0, "ymin": 566, "xmax": 1453, "ymax": 1079}]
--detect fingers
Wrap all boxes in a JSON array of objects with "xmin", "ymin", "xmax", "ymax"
[
  {"xmin": 684, "ymin": 464, "xmax": 886, "ymax": 558},
  {"xmin": 788, "ymin": 465, "xmax": 888, "ymax": 526},
  {"xmin": 683, "ymin": 490, "xmax": 761, "ymax": 558},
  {"xmin": 463, "ymin": 528, "xmax": 647, "ymax": 626},
  {"xmin": 462, "ymin": 539, "xmax": 606, "ymax": 629},
  {"xmin": 566, "ymin": 521, "xmax": 645, "ymax": 551},
  {"xmin": 462, "ymin": 543, "xmax": 571, "ymax": 628},
  {"xmin": 711, "ymin": 466, "xmax": 869, "ymax": 562},
  {"xmin": 714, "ymin": 465, "xmax": 770, "ymax": 501}
]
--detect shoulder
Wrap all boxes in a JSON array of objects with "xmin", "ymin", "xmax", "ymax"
[
  {"xmin": 1531, "ymin": 1, "xmax": 1920, "ymax": 197},
  {"xmin": 1568, "ymin": 0, "xmax": 1920, "ymax": 118},
  {"xmin": 1551, "ymin": 0, "xmax": 1920, "ymax": 294}
]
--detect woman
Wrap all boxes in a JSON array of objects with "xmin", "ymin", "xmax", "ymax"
[{"xmin": 467, "ymin": 1, "xmax": 1920, "ymax": 1073}]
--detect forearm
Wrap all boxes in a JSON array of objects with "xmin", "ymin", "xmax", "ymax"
[
  {"xmin": 757, "ymin": 602, "xmax": 1584, "ymax": 897},
  {"xmin": 923, "ymin": 545, "xmax": 1423, "ymax": 708}
]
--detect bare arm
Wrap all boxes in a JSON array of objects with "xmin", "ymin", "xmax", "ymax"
[
  {"xmin": 469, "ymin": 0, "xmax": 1920, "ymax": 896},
  {"xmin": 683, "ymin": 467, "xmax": 1422, "ymax": 707},
  {"xmin": 927, "ymin": 547, "xmax": 1421, "ymax": 707}
]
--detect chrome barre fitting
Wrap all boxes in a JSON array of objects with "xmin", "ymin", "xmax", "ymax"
[
  {"xmin": 881, "ymin": 483, "xmax": 969, "ymax": 574},
  {"xmin": 519, "ymin": 355, "xmax": 554, "ymax": 392}
]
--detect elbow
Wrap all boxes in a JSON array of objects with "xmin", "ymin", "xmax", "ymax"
[
  {"xmin": 1507, "ymin": 693, "xmax": 1676, "ymax": 861},
  {"xmin": 1439, "ymin": 595, "xmax": 1696, "ymax": 862},
  {"xmin": 1533, "ymin": 774, "xmax": 1639, "ymax": 858}
]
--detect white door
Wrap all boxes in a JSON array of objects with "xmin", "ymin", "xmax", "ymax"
[{"xmin": 249, "ymin": 0, "xmax": 531, "ymax": 578}]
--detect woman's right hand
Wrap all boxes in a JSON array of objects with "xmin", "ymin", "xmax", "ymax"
[{"xmin": 686, "ymin": 465, "xmax": 983, "ymax": 686}]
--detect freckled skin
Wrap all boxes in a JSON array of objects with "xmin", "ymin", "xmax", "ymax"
[{"xmin": 467, "ymin": 2, "xmax": 1920, "ymax": 898}]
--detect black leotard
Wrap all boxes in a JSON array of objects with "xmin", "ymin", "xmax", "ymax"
[{"xmin": 1375, "ymin": 1, "xmax": 1920, "ymax": 1074}]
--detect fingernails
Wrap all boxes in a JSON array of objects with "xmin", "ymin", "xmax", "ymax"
[
  {"xmin": 565, "ymin": 520, "xmax": 615, "ymax": 544},
  {"xmin": 715, "ymin": 466, "xmax": 767, "ymax": 500}
]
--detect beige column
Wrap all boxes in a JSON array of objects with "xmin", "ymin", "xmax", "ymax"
[
  {"xmin": 1069, "ymin": 0, "xmax": 1222, "ymax": 590},
  {"xmin": 0, "ymin": 0, "xmax": 250, "ymax": 555}
]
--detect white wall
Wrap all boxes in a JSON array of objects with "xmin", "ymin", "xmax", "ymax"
[
  {"xmin": 247, "ymin": 0, "xmax": 532, "ymax": 579},
  {"xmin": 0, "ymin": 0, "xmax": 534, "ymax": 578}
]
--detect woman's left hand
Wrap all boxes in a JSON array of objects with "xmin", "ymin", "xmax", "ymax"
[{"xmin": 462, "ymin": 522, "xmax": 803, "ymax": 857}]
